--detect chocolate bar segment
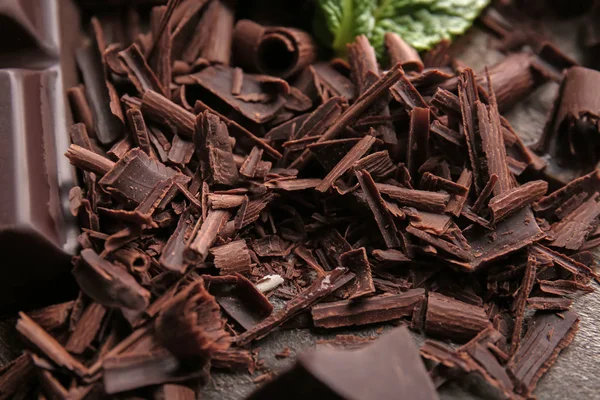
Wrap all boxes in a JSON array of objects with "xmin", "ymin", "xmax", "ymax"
[{"xmin": 0, "ymin": 0, "xmax": 81, "ymax": 311}]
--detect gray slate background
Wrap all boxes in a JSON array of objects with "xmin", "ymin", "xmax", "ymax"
[{"xmin": 0, "ymin": 12, "xmax": 598, "ymax": 400}]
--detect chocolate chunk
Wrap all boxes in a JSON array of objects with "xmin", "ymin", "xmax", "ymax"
[
  {"xmin": 98, "ymin": 147, "xmax": 190, "ymax": 204},
  {"xmin": 247, "ymin": 326, "xmax": 439, "ymax": 400}
]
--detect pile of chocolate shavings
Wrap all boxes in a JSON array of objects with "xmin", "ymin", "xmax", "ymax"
[{"xmin": 2, "ymin": 1, "xmax": 599, "ymax": 399}]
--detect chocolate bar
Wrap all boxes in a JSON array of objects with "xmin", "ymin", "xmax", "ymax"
[{"xmin": 0, "ymin": 0, "xmax": 80, "ymax": 311}]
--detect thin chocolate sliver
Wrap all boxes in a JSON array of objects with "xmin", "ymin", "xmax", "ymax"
[
  {"xmin": 188, "ymin": 65, "xmax": 288, "ymax": 124},
  {"xmin": 186, "ymin": 209, "xmax": 230, "ymax": 263},
  {"xmin": 508, "ymin": 311, "xmax": 579, "ymax": 394},
  {"xmin": 160, "ymin": 210, "xmax": 193, "ymax": 273},
  {"xmin": 316, "ymin": 135, "xmax": 376, "ymax": 192},
  {"xmin": 289, "ymin": 64, "xmax": 404, "ymax": 169},
  {"xmin": 376, "ymin": 183, "xmax": 450, "ymax": 213},
  {"xmin": 118, "ymin": 43, "xmax": 166, "ymax": 96},
  {"xmin": 312, "ymin": 289, "xmax": 425, "ymax": 329},
  {"xmin": 126, "ymin": 108, "xmax": 152, "ymax": 155},
  {"xmin": 200, "ymin": 0, "xmax": 234, "ymax": 65},
  {"xmin": 548, "ymin": 193, "xmax": 600, "ymax": 250},
  {"xmin": 76, "ymin": 43, "xmax": 122, "ymax": 144},
  {"xmin": 407, "ymin": 107, "xmax": 430, "ymax": 179},
  {"xmin": 538, "ymin": 279, "xmax": 594, "ymax": 296},
  {"xmin": 356, "ymin": 170, "xmax": 403, "ymax": 249},
  {"xmin": 65, "ymin": 302, "xmax": 107, "ymax": 354},
  {"xmin": 149, "ymin": 5, "xmax": 173, "ymax": 94},
  {"xmin": 16, "ymin": 313, "xmax": 88, "ymax": 377},
  {"xmin": 235, "ymin": 268, "xmax": 354, "ymax": 345},
  {"xmin": 489, "ymin": 180, "xmax": 548, "ymax": 223},
  {"xmin": 511, "ymin": 254, "xmax": 537, "ymax": 354},
  {"xmin": 141, "ymin": 90, "xmax": 196, "ymax": 138},
  {"xmin": 67, "ymin": 85, "xmax": 95, "ymax": 139},
  {"xmin": 526, "ymin": 297, "xmax": 573, "ymax": 310},
  {"xmin": 445, "ymin": 169, "xmax": 473, "ymax": 217},
  {"xmin": 194, "ymin": 98, "xmax": 282, "ymax": 159},
  {"xmin": 339, "ymin": 247, "xmax": 375, "ymax": 299}
]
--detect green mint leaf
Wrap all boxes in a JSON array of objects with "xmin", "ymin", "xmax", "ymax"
[
  {"xmin": 314, "ymin": 0, "xmax": 375, "ymax": 57},
  {"xmin": 314, "ymin": 0, "xmax": 490, "ymax": 59}
]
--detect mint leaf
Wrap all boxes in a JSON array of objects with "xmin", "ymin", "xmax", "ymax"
[
  {"xmin": 314, "ymin": 0, "xmax": 490, "ymax": 59},
  {"xmin": 314, "ymin": 0, "xmax": 375, "ymax": 57}
]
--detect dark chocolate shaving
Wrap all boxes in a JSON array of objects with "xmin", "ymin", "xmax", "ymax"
[
  {"xmin": 425, "ymin": 292, "xmax": 491, "ymax": 342},
  {"xmin": 73, "ymin": 249, "xmax": 150, "ymax": 311},
  {"xmin": 508, "ymin": 311, "xmax": 579, "ymax": 394},
  {"xmin": 312, "ymin": 289, "xmax": 425, "ymax": 329},
  {"xmin": 194, "ymin": 110, "xmax": 239, "ymax": 185},
  {"xmin": 235, "ymin": 268, "xmax": 354, "ymax": 345}
]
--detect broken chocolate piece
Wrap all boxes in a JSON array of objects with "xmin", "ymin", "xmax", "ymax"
[
  {"xmin": 73, "ymin": 249, "xmax": 150, "ymax": 311},
  {"xmin": 186, "ymin": 209, "xmax": 231, "ymax": 262},
  {"xmin": 205, "ymin": 274, "xmax": 273, "ymax": 331},
  {"xmin": 425, "ymin": 292, "xmax": 491, "ymax": 342},
  {"xmin": 339, "ymin": 247, "xmax": 375, "ymax": 299},
  {"xmin": 210, "ymin": 240, "xmax": 252, "ymax": 273},
  {"xmin": 316, "ymin": 135, "xmax": 376, "ymax": 192},
  {"xmin": 195, "ymin": 110, "xmax": 239, "ymax": 185},
  {"xmin": 247, "ymin": 326, "xmax": 438, "ymax": 400},
  {"xmin": 356, "ymin": 170, "xmax": 403, "ymax": 249},
  {"xmin": 511, "ymin": 254, "xmax": 537, "ymax": 354},
  {"xmin": 376, "ymin": 184, "xmax": 450, "ymax": 213}
]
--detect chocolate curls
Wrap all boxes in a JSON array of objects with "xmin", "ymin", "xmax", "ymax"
[{"xmin": 233, "ymin": 19, "xmax": 317, "ymax": 78}]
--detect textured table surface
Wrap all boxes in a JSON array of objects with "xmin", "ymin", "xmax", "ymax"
[{"xmin": 0, "ymin": 12, "xmax": 598, "ymax": 400}]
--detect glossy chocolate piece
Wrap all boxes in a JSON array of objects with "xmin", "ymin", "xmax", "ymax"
[
  {"xmin": 0, "ymin": 0, "xmax": 80, "ymax": 311},
  {"xmin": 247, "ymin": 326, "xmax": 439, "ymax": 400}
]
